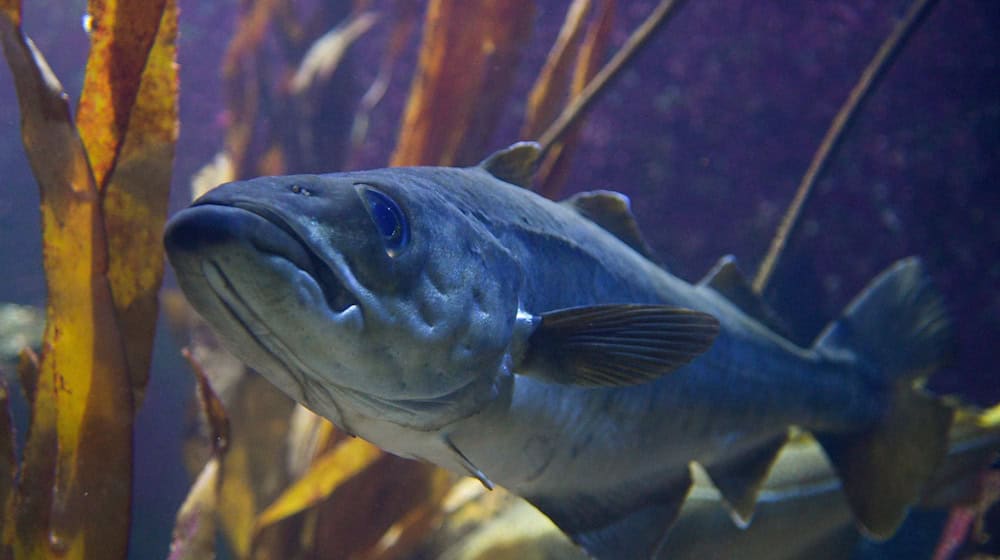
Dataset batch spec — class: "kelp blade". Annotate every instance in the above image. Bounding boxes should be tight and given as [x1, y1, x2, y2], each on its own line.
[169, 349, 230, 560]
[0, 378, 15, 556]
[390, 0, 535, 166]
[0, 14, 133, 558]
[537, 0, 614, 198]
[84, 0, 179, 404]
[255, 438, 383, 532]
[0, 0, 178, 557]
[521, 0, 592, 140]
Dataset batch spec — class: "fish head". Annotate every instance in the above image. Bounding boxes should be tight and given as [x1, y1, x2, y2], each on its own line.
[164, 171, 521, 428]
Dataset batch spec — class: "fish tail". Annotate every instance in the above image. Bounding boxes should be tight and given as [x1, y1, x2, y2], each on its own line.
[812, 257, 955, 539]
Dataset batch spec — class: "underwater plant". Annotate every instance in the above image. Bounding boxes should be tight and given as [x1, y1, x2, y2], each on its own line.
[0, 0, 178, 558]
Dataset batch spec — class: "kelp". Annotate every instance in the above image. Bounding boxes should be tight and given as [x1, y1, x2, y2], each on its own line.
[751, 0, 941, 295]
[389, 0, 535, 167]
[167, 350, 230, 560]
[0, 0, 178, 557]
[92, 0, 179, 404]
[347, 0, 420, 169]
[521, 0, 592, 142]
[254, 438, 383, 532]
[529, 0, 615, 198]
[0, 378, 14, 557]
[218, 0, 364, 178]
[170, 309, 295, 559]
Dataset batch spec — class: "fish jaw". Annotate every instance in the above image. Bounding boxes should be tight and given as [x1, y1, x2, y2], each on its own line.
[164, 203, 366, 411]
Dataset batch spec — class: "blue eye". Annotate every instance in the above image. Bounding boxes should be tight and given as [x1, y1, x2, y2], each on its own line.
[362, 188, 409, 256]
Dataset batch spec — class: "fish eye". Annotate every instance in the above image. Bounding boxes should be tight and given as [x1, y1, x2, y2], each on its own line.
[361, 187, 409, 256]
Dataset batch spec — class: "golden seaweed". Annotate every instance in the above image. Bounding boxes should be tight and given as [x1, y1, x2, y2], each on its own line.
[390, 0, 535, 166]
[0, 0, 178, 557]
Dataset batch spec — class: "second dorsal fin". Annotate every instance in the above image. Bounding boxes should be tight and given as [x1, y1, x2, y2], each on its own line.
[699, 256, 789, 336]
[561, 190, 656, 260]
[478, 142, 542, 188]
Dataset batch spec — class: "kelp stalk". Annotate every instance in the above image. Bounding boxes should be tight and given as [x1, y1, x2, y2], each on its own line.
[752, 0, 940, 294]
[0, 0, 178, 557]
[536, 0, 685, 157]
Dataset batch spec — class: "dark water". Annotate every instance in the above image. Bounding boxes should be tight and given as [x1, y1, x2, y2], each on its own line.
[1, 1, 997, 558]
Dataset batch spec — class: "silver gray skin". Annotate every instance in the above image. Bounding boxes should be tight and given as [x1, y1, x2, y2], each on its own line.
[164, 146, 948, 559]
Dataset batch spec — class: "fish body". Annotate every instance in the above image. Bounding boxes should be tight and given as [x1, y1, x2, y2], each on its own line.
[164, 144, 954, 558]
[435, 404, 1000, 560]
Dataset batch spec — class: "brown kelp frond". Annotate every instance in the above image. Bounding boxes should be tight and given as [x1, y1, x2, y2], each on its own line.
[536, 0, 685, 156]
[99, 0, 179, 404]
[168, 349, 231, 560]
[521, 0, 593, 141]
[0, 0, 178, 557]
[536, 0, 615, 199]
[347, 0, 421, 168]
[174, 313, 293, 558]
[752, 0, 941, 295]
[3, 9, 132, 558]
[76, 0, 167, 190]
[390, 0, 536, 166]
[254, 438, 383, 532]
[0, 378, 15, 558]
[304, 456, 456, 560]
[364, 466, 455, 560]
[288, 11, 378, 95]
[219, 0, 362, 178]
[14, 347, 38, 409]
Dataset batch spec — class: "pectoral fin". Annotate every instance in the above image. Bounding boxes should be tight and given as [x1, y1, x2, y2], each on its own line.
[519, 304, 719, 387]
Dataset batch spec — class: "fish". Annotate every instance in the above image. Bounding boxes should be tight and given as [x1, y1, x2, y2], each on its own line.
[431, 403, 1000, 560]
[164, 142, 955, 559]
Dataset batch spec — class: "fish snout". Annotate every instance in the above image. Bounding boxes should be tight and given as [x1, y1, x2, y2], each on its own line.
[165, 205, 311, 269]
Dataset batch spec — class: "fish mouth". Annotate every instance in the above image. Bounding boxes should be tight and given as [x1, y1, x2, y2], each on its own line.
[165, 202, 358, 315]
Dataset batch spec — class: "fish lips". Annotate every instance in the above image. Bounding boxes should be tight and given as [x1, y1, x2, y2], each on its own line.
[165, 204, 358, 314]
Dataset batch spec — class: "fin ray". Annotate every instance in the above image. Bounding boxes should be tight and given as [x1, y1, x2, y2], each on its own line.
[519, 304, 719, 387]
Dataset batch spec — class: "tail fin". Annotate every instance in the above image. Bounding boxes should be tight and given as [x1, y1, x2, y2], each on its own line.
[813, 257, 955, 539]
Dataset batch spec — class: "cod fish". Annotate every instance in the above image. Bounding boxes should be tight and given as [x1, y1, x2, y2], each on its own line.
[430, 403, 1000, 560]
[164, 143, 955, 559]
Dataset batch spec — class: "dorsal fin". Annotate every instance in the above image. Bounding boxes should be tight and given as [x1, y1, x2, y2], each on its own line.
[478, 142, 542, 188]
[561, 190, 656, 259]
[699, 256, 789, 336]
